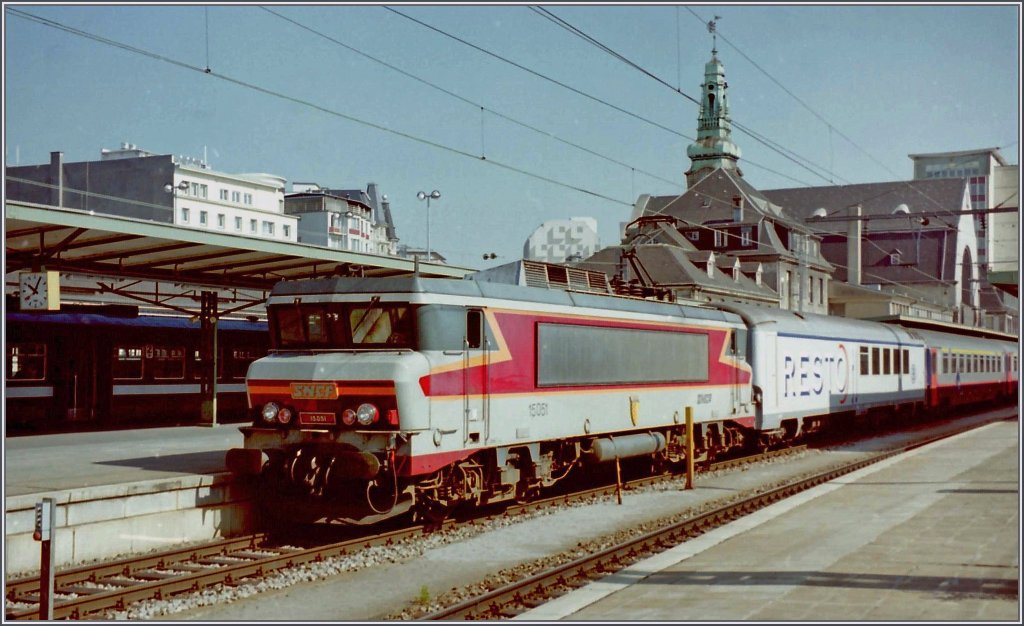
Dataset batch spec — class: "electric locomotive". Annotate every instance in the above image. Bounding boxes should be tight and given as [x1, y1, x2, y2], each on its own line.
[227, 275, 756, 524]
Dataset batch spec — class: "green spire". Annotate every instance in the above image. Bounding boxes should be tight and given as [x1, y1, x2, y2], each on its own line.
[685, 46, 743, 188]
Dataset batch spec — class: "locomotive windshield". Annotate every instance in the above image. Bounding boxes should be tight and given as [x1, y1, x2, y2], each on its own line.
[269, 301, 414, 350]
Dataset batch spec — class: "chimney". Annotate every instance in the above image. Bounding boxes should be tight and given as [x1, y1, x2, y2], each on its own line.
[847, 204, 862, 286]
[732, 196, 744, 223]
[50, 151, 64, 208]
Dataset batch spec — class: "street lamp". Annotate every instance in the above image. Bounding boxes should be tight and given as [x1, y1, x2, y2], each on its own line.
[416, 190, 441, 261]
[164, 180, 189, 222]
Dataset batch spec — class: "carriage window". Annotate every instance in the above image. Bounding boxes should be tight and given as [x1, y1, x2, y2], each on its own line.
[893, 349, 901, 375]
[150, 346, 185, 380]
[871, 347, 880, 375]
[227, 349, 259, 379]
[7, 343, 46, 381]
[860, 347, 869, 375]
[113, 346, 144, 380]
[942, 352, 949, 374]
[883, 349, 891, 375]
[902, 349, 909, 374]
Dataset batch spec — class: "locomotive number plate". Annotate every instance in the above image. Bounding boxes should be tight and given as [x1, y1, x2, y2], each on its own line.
[299, 412, 337, 426]
[290, 382, 338, 400]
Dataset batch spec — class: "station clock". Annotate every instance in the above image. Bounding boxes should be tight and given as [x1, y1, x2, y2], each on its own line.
[19, 271, 61, 311]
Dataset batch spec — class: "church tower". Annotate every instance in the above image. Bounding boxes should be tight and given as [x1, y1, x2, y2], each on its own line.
[685, 27, 743, 188]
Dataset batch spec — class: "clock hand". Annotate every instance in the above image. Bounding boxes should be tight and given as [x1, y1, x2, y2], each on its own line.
[29, 277, 41, 295]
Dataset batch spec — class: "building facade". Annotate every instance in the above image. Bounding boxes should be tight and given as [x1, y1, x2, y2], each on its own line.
[285, 182, 398, 255]
[6, 143, 297, 243]
[908, 147, 1009, 270]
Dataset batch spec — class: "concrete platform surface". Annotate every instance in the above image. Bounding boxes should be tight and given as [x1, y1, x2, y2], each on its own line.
[519, 419, 1020, 622]
[4, 424, 244, 498]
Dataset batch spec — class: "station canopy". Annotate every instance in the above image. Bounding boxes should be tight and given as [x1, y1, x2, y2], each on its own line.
[5, 201, 472, 293]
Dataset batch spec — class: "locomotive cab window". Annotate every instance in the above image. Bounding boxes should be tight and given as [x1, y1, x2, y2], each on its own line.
[270, 301, 414, 349]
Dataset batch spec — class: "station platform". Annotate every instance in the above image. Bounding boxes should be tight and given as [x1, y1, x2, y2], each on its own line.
[3, 424, 253, 576]
[518, 417, 1021, 622]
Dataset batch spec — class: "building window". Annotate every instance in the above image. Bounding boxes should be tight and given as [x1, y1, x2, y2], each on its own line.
[181, 207, 190, 223]
[714, 230, 727, 248]
[740, 226, 752, 246]
[217, 214, 225, 229]
[890, 252, 901, 265]
[199, 210, 208, 226]
[262, 221, 274, 236]
[244, 193, 253, 205]
[232, 191, 241, 203]
[283, 224, 291, 238]
[250, 219, 257, 233]
[198, 184, 208, 199]
[687, 231, 700, 241]
[234, 216, 242, 231]
[220, 189, 229, 201]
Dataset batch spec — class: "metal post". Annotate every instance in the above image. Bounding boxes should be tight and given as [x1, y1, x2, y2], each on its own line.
[34, 497, 55, 620]
[685, 407, 695, 490]
[200, 291, 218, 426]
[614, 456, 623, 505]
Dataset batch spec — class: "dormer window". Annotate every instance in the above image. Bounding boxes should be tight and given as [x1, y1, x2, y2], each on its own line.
[890, 251, 902, 265]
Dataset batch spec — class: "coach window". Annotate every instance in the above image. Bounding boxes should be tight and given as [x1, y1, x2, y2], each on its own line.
[228, 349, 258, 379]
[871, 347, 880, 375]
[7, 343, 46, 381]
[151, 347, 185, 380]
[113, 346, 144, 380]
[883, 349, 891, 375]
[859, 346, 869, 375]
[893, 348, 901, 375]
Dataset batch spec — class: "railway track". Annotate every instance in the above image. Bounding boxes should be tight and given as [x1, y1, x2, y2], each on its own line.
[419, 417, 1009, 620]
[4, 445, 803, 620]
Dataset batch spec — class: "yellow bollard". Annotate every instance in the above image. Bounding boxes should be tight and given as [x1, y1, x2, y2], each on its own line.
[685, 406, 695, 490]
[615, 456, 623, 505]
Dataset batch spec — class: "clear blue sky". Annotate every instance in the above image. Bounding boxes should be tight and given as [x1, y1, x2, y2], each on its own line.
[4, 3, 1020, 269]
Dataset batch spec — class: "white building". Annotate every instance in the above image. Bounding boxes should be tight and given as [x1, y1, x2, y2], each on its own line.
[98, 144, 298, 243]
[523, 217, 600, 264]
[285, 182, 398, 255]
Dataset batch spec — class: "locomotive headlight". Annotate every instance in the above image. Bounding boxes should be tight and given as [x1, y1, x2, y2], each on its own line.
[276, 406, 293, 425]
[261, 402, 280, 424]
[341, 408, 358, 426]
[356, 403, 379, 426]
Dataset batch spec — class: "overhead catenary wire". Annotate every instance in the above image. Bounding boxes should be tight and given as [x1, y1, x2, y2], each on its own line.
[384, 6, 815, 188]
[259, 6, 683, 191]
[6, 8, 632, 208]
[680, 7, 974, 227]
[527, 5, 843, 186]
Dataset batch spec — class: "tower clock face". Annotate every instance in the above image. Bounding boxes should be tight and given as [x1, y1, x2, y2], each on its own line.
[19, 271, 57, 310]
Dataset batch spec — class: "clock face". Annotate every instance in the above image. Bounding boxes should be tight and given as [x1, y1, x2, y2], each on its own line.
[19, 272, 52, 310]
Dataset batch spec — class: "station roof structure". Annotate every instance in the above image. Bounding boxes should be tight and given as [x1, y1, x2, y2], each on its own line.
[5, 201, 473, 292]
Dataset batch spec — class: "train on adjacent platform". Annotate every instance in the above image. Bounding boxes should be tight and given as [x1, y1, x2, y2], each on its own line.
[5, 308, 268, 433]
[224, 275, 1019, 526]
